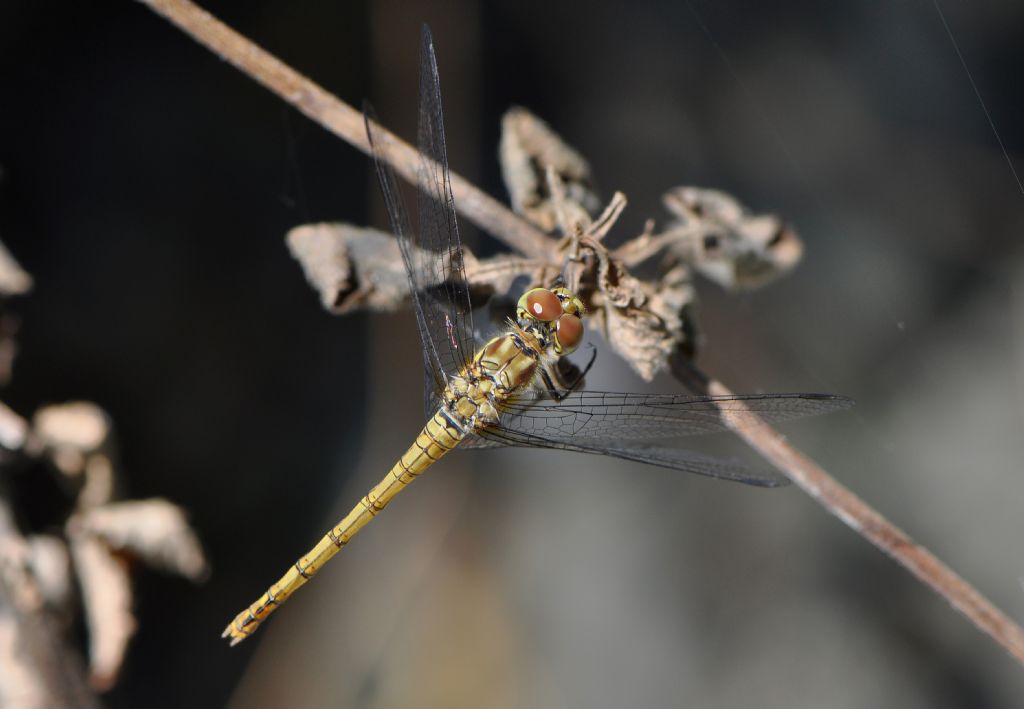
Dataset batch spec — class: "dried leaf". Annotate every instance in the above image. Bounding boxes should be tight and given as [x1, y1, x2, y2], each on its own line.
[79, 499, 208, 581]
[0, 240, 32, 297]
[78, 455, 114, 510]
[33, 403, 110, 480]
[25, 535, 71, 611]
[287, 223, 410, 314]
[0, 537, 97, 709]
[0, 617, 49, 709]
[288, 222, 559, 318]
[660, 187, 803, 290]
[0, 314, 21, 388]
[0, 400, 29, 453]
[586, 245, 685, 381]
[33, 402, 110, 452]
[499, 107, 601, 232]
[0, 534, 41, 613]
[65, 498, 208, 689]
[66, 524, 133, 691]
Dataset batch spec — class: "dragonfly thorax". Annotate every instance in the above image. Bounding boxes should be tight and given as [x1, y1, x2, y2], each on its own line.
[442, 332, 540, 431]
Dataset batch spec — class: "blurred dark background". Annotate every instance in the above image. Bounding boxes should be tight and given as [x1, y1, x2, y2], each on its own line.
[2, 1, 1023, 707]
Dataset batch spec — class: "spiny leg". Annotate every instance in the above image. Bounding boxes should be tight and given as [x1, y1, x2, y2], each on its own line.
[540, 344, 597, 402]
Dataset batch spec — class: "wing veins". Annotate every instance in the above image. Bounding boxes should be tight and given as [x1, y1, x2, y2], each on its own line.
[496, 391, 852, 440]
[364, 26, 476, 414]
[472, 425, 786, 487]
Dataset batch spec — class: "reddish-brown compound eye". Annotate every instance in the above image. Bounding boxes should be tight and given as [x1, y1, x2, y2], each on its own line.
[524, 288, 562, 322]
[555, 313, 583, 353]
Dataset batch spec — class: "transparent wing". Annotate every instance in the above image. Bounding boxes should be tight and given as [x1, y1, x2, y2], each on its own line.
[472, 426, 787, 487]
[365, 25, 475, 414]
[495, 391, 851, 439]
[465, 391, 854, 487]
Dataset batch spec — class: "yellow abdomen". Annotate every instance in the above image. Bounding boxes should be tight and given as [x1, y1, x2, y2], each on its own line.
[222, 408, 464, 645]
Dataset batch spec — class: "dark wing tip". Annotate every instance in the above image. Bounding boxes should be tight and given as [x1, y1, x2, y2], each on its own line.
[804, 393, 856, 408]
[420, 24, 435, 63]
[743, 472, 790, 489]
[362, 100, 376, 144]
[729, 392, 855, 410]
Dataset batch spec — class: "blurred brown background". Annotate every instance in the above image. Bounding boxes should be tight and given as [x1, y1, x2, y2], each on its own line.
[2, 0, 1024, 707]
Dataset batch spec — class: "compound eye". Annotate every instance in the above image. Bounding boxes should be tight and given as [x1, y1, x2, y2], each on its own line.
[551, 286, 584, 316]
[523, 288, 562, 322]
[555, 313, 583, 353]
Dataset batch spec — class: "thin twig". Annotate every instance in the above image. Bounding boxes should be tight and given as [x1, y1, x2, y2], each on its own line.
[674, 358, 1024, 667]
[136, 0, 1024, 668]
[138, 0, 551, 260]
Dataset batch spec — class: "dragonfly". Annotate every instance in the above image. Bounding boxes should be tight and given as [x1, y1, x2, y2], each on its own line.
[222, 25, 852, 646]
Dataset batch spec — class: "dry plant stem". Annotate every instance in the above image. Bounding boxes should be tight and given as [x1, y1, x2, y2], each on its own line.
[138, 0, 551, 261]
[685, 365, 1024, 667]
[138, 0, 1024, 668]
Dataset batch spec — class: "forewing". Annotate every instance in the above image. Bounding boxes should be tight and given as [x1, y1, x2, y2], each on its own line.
[364, 25, 475, 414]
[414, 27, 476, 398]
[496, 391, 851, 439]
[464, 391, 853, 486]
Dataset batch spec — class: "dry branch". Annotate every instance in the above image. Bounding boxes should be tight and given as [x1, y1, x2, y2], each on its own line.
[139, 0, 551, 261]
[136, 0, 1024, 668]
[674, 358, 1024, 666]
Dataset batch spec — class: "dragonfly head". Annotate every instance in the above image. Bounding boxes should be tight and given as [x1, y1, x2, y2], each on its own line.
[516, 286, 585, 355]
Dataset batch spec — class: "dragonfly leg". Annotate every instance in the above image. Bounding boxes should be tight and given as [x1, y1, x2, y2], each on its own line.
[540, 344, 597, 402]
